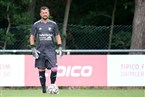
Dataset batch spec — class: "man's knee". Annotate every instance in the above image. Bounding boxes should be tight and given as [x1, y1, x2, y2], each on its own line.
[51, 67, 57, 72]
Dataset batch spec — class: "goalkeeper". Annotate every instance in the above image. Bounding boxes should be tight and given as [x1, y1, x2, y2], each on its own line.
[29, 6, 62, 93]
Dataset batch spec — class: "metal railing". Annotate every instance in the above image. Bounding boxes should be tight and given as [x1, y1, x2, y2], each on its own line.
[0, 49, 145, 54]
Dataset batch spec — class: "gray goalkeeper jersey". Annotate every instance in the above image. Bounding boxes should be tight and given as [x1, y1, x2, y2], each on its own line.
[31, 19, 60, 51]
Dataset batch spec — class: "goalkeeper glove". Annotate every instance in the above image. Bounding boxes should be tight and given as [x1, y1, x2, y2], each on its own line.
[31, 45, 40, 59]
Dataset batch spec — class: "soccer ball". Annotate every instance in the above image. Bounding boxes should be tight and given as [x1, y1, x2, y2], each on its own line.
[47, 84, 59, 94]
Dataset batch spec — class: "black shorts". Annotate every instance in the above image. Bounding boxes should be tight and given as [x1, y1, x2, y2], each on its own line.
[35, 50, 57, 69]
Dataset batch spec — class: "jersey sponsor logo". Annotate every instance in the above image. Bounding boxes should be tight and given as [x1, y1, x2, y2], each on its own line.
[39, 34, 53, 37]
[57, 66, 93, 77]
[39, 34, 53, 40]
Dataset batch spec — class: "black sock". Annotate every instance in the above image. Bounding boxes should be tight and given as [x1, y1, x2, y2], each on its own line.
[39, 71, 46, 87]
[50, 71, 57, 84]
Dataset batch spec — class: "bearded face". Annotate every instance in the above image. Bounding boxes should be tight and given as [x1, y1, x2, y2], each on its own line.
[40, 9, 49, 20]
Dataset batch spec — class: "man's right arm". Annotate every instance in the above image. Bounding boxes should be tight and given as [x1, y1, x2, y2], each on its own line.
[30, 23, 37, 46]
[30, 34, 35, 46]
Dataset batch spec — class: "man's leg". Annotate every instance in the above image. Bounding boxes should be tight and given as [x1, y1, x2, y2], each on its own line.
[50, 67, 57, 84]
[38, 68, 46, 93]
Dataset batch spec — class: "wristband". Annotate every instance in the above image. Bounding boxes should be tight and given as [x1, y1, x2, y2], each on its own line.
[31, 45, 35, 48]
[57, 44, 62, 47]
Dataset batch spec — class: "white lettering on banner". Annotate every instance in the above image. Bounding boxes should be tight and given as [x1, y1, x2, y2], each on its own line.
[57, 66, 92, 77]
[81, 66, 92, 77]
[71, 66, 81, 77]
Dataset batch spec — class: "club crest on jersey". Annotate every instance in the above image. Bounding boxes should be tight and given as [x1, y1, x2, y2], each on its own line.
[39, 27, 42, 30]
[48, 27, 52, 31]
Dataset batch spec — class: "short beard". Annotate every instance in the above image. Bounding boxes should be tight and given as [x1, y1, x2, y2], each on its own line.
[42, 17, 48, 20]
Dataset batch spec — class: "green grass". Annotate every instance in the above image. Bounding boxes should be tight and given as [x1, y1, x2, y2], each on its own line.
[0, 88, 144, 97]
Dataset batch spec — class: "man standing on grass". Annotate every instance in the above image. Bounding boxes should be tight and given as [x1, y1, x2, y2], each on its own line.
[29, 6, 62, 93]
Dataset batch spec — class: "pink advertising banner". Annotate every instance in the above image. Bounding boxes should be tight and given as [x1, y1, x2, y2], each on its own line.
[25, 55, 107, 86]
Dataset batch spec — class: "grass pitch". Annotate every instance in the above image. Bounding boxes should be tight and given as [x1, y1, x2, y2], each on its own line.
[0, 88, 144, 97]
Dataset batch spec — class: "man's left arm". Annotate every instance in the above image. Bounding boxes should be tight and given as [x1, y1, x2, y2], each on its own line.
[56, 35, 63, 56]
[56, 35, 62, 45]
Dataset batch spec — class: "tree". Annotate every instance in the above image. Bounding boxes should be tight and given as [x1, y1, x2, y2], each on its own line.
[28, 0, 36, 22]
[0, 0, 13, 49]
[0, 0, 32, 49]
[108, 0, 117, 49]
[130, 0, 145, 51]
[62, 0, 72, 49]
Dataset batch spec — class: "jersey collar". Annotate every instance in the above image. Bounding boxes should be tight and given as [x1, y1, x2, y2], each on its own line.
[41, 19, 49, 24]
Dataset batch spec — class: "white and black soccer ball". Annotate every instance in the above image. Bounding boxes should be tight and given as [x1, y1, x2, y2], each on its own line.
[47, 84, 59, 94]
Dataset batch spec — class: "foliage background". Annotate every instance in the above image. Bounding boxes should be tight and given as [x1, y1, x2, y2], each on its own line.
[0, 0, 134, 49]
